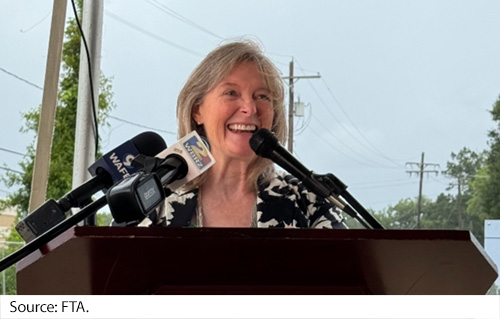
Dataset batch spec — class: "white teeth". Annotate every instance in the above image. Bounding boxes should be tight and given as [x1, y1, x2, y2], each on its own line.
[228, 124, 257, 132]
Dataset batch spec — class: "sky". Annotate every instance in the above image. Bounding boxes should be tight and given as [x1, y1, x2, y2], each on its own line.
[1, 0, 500, 215]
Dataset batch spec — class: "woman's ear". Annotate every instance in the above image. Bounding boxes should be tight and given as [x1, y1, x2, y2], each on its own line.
[192, 104, 203, 125]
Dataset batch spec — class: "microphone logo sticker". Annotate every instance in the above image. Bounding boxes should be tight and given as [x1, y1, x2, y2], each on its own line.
[109, 152, 132, 179]
[144, 187, 156, 201]
[123, 153, 135, 168]
[183, 136, 212, 170]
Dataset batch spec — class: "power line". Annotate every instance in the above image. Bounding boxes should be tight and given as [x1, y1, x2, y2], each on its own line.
[351, 178, 417, 188]
[301, 71, 395, 167]
[20, 11, 51, 33]
[0, 147, 25, 157]
[0, 166, 23, 175]
[108, 115, 176, 135]
[0, 66, 43, 90]
[144, 0, 223, 40]
[104, 10, 203, 58]
[293, 59, 404, 168]
[307, 124, 387, 168]
[320, 77, 404, 168]
[309, 114, 387, 167]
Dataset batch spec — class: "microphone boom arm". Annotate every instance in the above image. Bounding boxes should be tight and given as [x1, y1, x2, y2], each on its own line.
[314, 173, 384, 229]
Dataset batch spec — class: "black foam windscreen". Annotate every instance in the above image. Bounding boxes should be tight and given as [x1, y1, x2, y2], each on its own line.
[249, 128, 279, 158]
[131, 131, 167, 156]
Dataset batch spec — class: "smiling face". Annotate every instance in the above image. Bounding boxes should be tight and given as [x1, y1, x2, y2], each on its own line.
[193, 62, 274, 162]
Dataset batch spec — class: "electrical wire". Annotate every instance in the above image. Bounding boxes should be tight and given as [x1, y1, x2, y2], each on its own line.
[70, 0, 99, 157]
[108, 115, 176, 135]
[309, 113, 396, 168]
[105, 10, 203, 58]
[294, 59, 404, 168]
[351, 179, 417, 190]
[309, 77, 399, 168]
[0, 166, 23, 175]
[0, 66, 43, 90]
[144, 0, 223, 40]
[307, 124, 382, 168]
[0, 147, 25, 157]
[320, 77, 404, 167]
[20, 11, 51, 33]
[293, 101, 312, 136]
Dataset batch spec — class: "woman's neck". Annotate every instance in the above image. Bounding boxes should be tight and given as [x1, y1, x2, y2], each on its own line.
[197, 160, 257, 227]
[203, 159, 254, 196]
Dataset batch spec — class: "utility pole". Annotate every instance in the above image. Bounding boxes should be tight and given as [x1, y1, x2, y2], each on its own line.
[29, 0, 67, 213]
[72, 0, 104, 225]
[406, 152, 439, 229]
[281, 59, 320, 153]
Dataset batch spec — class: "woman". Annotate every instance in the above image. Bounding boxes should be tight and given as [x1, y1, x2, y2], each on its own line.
[156, 40, 345, 229]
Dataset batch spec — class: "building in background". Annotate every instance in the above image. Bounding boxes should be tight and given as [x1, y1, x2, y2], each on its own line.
[485, 219, 500, 292]
[0, 206, 16, 242]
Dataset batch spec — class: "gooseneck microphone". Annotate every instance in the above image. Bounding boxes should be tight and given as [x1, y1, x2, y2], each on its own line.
[249, 128, 349, 209]
[250, 129, 334, 198]
[250, 128, 384, 229]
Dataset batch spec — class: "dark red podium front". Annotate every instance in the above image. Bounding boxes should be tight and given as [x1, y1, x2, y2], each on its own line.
[17, 227, 498, 294]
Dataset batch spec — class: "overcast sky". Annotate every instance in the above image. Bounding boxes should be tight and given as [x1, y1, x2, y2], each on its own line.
[1, 0, 500, 215]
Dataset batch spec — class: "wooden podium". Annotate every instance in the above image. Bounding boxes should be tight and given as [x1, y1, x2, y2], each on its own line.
[16, 227, 498, 294]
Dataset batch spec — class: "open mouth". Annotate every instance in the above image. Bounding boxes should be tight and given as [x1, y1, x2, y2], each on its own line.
[227, 124, 258, 134]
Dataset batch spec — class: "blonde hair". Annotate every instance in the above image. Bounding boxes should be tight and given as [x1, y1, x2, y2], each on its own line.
[177, 40, 286, 190]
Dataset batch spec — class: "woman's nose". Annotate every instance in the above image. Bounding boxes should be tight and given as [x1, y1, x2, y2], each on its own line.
[240, 96, 257, 114]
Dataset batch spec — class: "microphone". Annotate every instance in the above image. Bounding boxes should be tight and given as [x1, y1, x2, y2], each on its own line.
[250, 129, 342, 200]
[249, 129, 384, 229]
[154, 130, 215, 190]
[106, 131, 215, 223]
[15, 131, 167, 242]
[88, 131, 167, 186]
[59, 131, 167, 210]
[249, 129, 355, 215]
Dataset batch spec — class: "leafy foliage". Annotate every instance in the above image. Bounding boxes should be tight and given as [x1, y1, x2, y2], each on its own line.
[0, 229, 24, 295]
[468, 96, 500, 221]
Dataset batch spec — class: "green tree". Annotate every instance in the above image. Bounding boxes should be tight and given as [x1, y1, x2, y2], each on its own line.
[373, 194, 464, 231]
[373, 197, 433, 229]
[420, 193, 455, 229]
[0, 230, 23, 295]
[440, 148, 485, 241]
[0, 4, 115, 294]
[468, 96, 500, 221]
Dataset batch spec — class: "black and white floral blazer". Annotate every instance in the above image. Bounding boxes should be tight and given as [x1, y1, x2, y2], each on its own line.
[150, 171, 346, 229]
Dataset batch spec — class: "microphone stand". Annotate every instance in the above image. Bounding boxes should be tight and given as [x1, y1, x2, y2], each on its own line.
[0, 196, 107, 273]
[314, 173, 384, 229]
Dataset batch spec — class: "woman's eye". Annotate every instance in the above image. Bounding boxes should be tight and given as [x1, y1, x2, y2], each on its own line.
[257, 94, 271, 101]
[224, 90, 237, 96]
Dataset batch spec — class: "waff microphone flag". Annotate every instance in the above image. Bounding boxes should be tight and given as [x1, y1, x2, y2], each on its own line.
[88, 131, 166, 187]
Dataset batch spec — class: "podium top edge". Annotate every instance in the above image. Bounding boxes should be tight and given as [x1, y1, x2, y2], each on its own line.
[73, 226, 474, 242]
